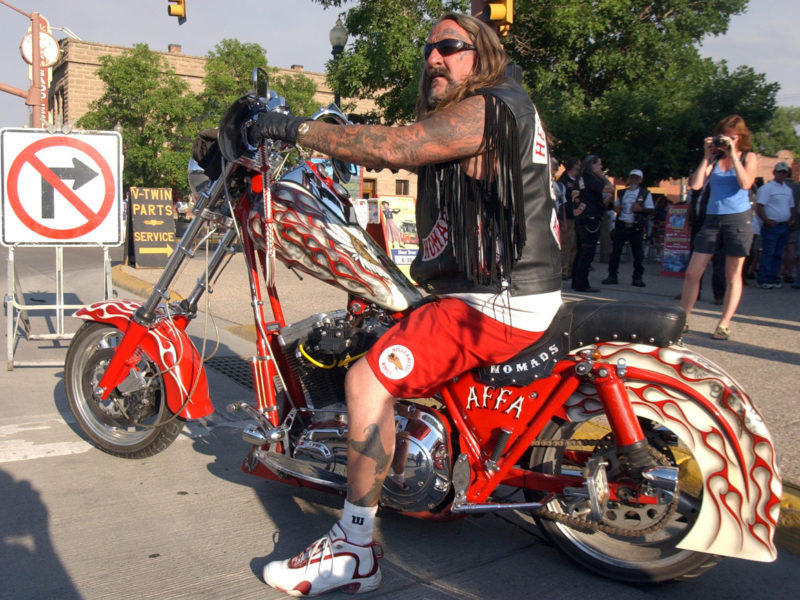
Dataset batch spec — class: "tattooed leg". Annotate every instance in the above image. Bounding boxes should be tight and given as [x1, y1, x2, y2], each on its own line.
[344, 358, 397, 507]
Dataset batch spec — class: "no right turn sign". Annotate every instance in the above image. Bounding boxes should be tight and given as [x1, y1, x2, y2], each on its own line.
[1, 128, 122, 246]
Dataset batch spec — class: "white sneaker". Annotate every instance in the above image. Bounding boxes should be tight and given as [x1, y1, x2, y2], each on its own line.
[263, 522, 383, 596]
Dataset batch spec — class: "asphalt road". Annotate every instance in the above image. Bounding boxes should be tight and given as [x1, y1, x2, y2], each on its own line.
[1, 244, 799, 599]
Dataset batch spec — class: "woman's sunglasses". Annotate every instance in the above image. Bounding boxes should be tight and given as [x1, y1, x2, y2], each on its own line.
[423, 39, 476, 60]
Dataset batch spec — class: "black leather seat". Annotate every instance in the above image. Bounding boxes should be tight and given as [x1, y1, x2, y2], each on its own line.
[475, 300, 686, 386]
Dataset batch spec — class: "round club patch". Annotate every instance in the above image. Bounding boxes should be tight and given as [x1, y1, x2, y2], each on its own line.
[377, 345, 414, 380]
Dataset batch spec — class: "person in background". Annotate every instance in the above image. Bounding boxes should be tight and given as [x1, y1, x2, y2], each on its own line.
[680, 114, 757, 340]
[782, 171, 800, 287]
[602, 168, 654, 287]
[743, 177, 764, 284]
[755, 161, 795, 288]
[558, 157, 581, 280]
[571, 154, 609, 293]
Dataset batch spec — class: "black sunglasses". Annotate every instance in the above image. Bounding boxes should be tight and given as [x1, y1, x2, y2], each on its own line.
[423, 39, 476, 60]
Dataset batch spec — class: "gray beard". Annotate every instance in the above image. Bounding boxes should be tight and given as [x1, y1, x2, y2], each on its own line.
[424, 70, 456, 111]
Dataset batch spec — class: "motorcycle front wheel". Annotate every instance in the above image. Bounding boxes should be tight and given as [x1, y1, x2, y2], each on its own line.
[526, 417, 721, 583]
[65, 321, 184, 458]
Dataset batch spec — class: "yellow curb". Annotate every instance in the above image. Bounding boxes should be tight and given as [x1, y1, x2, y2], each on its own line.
[225, 323, 257, 343]
[111, 264, 183, 303]
[109, 264, 800, 556]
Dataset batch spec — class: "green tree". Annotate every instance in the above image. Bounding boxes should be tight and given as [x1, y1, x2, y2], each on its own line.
[508, 0, 778, 182]
[314, 1, 780, 183]
[752, 107, 800, 158]
[199, 39, 268, 128]
[200, 39, 319, 128]
[78, 44, 200, 190]
[314, 0, 468, 123]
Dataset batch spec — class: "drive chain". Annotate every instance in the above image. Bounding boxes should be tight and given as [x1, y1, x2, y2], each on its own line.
[528, 438, 680, 538]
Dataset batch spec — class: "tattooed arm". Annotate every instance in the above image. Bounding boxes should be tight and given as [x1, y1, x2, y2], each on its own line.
[299, 95, 486, 171]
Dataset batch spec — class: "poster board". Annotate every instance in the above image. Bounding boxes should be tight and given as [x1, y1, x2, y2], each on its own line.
[376, 195, 417, 279]
[660, 204, 691, 276]
[129, 186, 176, 268]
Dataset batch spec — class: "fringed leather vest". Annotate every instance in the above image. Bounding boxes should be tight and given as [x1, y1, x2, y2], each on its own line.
[410, 79, 562, 296]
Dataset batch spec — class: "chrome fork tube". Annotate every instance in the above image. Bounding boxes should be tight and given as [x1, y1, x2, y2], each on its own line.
[139, 163, 236, 320]
[183, 228, 239, 309]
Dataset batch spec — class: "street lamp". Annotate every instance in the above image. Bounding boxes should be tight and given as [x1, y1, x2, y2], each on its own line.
[328, 18, 348, 107]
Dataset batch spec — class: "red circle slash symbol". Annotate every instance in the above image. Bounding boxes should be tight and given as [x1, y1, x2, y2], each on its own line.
[7, 136, 115, 240]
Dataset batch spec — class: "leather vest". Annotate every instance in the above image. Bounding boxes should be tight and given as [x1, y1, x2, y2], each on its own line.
[410, 79, 562, 296]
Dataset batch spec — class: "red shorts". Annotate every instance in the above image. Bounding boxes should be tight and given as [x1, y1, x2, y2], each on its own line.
[365, 297, 545, 398]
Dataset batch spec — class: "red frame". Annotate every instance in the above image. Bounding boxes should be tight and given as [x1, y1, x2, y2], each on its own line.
[236, 162, 654, 515]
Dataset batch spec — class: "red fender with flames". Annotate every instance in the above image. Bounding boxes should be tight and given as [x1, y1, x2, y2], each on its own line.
[74, 299, 213, 419]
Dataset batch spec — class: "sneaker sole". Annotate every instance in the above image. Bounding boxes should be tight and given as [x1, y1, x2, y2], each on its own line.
[265, 569, 381, 597]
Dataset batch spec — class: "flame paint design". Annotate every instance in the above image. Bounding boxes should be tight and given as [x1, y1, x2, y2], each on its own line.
[74, 301, 212, 419]
[565, 342, 781, 562]
[263, 183, 421, 311]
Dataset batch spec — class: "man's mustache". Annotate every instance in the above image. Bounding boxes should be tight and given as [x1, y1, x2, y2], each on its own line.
[426, 67, 455, 85]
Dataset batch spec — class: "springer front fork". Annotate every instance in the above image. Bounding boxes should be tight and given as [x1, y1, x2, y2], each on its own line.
[95, 165, 239, 399]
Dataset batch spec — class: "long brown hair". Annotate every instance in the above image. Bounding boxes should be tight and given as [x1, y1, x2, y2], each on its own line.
[416, 13, 509, 119]
[713, 114, 753, 151]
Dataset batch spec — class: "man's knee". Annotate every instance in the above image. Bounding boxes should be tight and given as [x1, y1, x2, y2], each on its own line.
[345, 358, 394, 409]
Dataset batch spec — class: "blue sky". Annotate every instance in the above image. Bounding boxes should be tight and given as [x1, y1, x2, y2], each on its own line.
[0, 0, 797, 129]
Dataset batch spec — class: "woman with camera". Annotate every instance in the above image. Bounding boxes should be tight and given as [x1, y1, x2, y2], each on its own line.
[680, 114, 758, 340]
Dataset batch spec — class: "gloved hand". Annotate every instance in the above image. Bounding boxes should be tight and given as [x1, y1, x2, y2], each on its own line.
[247, 112, 308, 146]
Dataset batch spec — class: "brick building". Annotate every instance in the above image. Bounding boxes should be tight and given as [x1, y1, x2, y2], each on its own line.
[48, 39, 416, 199]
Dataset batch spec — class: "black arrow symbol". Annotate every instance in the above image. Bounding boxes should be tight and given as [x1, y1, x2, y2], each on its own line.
[41, 158, 99, 219]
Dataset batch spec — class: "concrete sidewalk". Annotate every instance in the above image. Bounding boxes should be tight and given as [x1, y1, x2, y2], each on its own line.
[111, 254, 800, 554]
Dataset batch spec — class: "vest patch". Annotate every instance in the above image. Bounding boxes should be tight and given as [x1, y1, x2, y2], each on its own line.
[420, 213, 449, 261]
[532, 110, 548, 165]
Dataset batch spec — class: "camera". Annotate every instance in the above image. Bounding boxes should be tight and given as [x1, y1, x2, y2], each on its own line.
[711, 135, 726, 148]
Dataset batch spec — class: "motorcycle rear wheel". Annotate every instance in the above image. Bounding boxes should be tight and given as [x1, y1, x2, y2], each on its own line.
[526, 417, 721, 583]
[65, 321, 184, 458]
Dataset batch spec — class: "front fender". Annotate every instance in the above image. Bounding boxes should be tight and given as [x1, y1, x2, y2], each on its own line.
[74, 300, 213, 419]
[564, 342, 781, 562]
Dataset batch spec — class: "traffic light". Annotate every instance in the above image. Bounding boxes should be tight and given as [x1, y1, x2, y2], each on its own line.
[482, 0, 513, 37]
[168, 0, 187, 25]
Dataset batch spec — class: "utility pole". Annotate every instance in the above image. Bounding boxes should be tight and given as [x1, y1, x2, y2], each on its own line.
[0, 0, 51, 128]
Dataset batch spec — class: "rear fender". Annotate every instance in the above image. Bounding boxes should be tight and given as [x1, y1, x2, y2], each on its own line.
[564, 342, 781, 562]
[74, 300, 213, 419]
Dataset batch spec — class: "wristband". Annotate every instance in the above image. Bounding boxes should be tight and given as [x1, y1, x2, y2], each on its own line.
[296, 121, 310, 146]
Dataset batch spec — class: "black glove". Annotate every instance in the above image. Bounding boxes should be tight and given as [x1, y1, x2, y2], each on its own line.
[247, 112, 307, 146]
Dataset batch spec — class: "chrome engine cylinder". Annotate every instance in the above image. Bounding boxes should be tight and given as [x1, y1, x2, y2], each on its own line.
[291, 401, 452, 513]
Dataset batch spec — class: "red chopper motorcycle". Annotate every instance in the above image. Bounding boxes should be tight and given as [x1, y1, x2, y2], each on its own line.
[65, 69, 781, 584]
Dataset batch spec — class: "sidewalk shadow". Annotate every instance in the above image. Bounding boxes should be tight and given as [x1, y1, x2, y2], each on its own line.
[0, 469, 79, 599]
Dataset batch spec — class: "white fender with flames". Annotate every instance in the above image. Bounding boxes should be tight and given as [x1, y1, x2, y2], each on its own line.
[565, 342, 781, 562]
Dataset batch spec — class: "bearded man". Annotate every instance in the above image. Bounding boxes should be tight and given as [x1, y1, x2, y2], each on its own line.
[248, 12, 562, 595]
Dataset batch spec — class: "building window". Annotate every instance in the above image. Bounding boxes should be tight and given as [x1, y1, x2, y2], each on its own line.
[362, 178, 377, 198]
[395, 179, 409, 195]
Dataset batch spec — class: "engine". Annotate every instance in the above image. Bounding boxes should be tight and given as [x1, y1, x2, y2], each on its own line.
[277, 311, 453, 513]
[278, 309, 386, 409]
